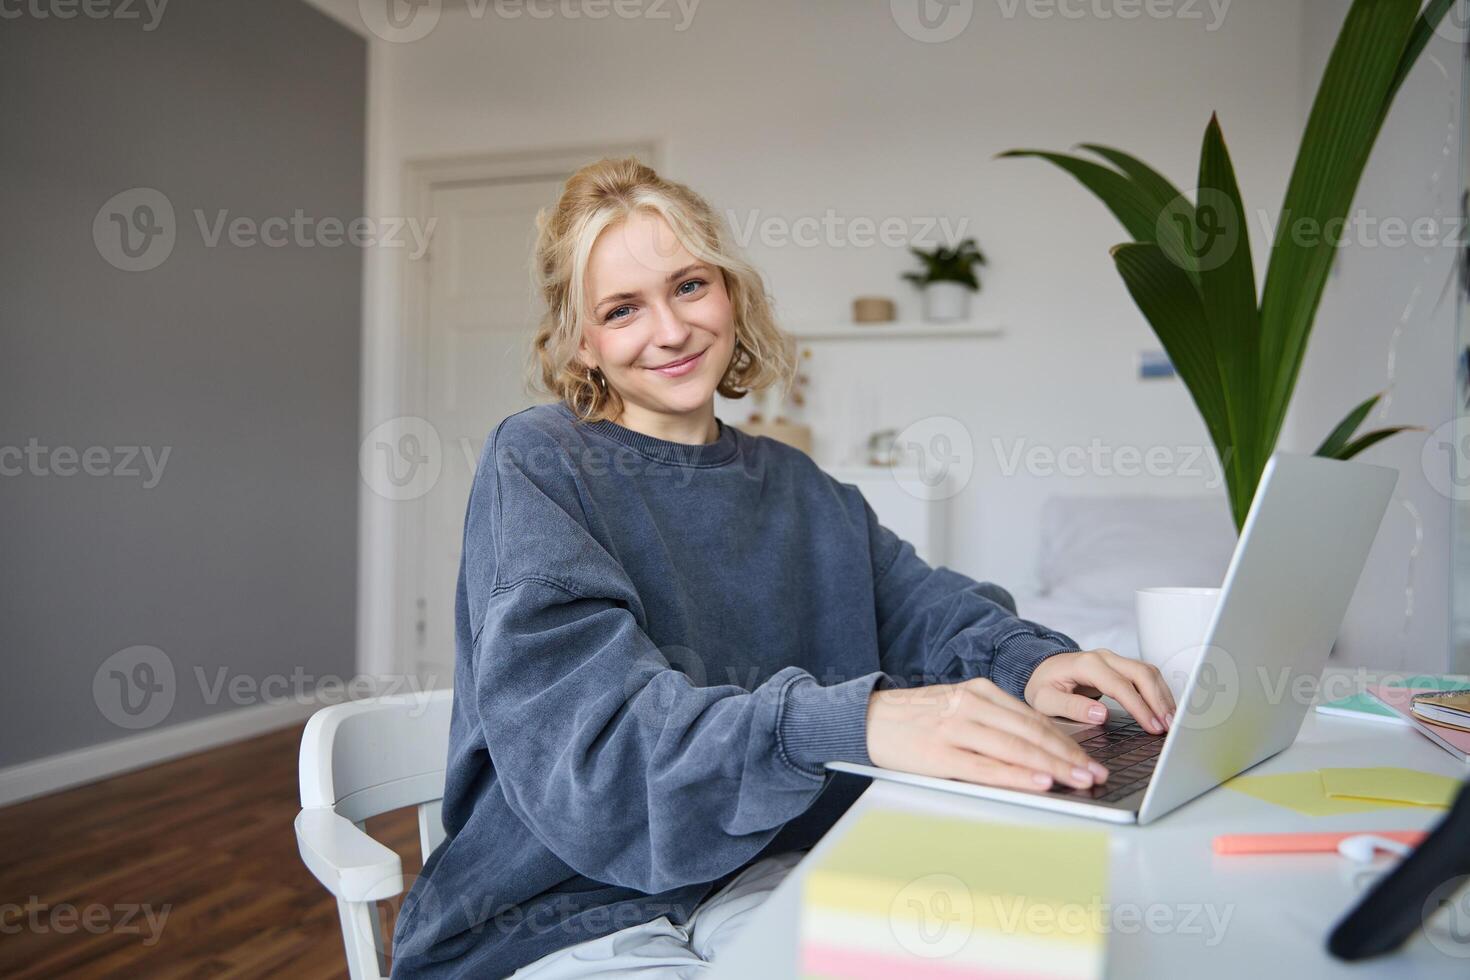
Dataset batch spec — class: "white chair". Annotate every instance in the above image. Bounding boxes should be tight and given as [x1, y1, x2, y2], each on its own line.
[295, 689, 454, 980]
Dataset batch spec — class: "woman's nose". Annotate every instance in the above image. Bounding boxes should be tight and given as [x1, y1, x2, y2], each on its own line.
[651, 303, 692, 346]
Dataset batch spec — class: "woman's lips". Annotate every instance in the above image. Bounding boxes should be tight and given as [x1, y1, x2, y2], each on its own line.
[647, 348, 705, 378]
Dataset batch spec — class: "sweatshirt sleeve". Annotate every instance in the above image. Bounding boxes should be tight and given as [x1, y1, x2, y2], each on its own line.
[463, 420, 888, 894]
[862, 497, 1080, 699]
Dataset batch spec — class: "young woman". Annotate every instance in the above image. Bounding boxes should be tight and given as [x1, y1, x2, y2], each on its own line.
[391, 158, 1175, 979]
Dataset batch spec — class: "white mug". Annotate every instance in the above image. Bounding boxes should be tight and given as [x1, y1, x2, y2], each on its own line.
[1135, 587, 1221, 701]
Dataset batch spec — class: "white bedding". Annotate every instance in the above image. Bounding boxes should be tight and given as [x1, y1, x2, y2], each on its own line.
[1009, 493, 1238, 660]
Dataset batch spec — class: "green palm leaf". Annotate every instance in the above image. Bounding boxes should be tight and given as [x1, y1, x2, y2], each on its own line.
[1335, 426, 1423, 460]
[1110, 243, 1232, 463]
[1001, 0, 1451, 532]
[996, 150, 1162, 243]
[1314, 391, 1385, 458]
[1196, 115, 1262, 526]
[1258, 0, 1422, 455]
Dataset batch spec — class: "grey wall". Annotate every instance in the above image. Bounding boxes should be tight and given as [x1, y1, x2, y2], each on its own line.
[1287, 0, 1462, 673]
[0, 0, 364, 767]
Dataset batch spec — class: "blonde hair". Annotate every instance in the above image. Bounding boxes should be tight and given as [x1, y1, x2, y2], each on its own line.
[529, 157, 795, 423]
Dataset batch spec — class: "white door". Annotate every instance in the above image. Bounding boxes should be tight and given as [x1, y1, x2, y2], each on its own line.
[411, 175, 569, 682]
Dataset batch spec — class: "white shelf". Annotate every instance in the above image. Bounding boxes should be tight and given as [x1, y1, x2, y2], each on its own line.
[785, 319, 1004, 341]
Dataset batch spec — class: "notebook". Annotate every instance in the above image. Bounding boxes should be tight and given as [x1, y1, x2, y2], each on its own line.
[1315, 675, 1469, 726]
[1366, 686, 1470, 763]
[799, 809, 1109, 979]
[1410, 690, 1470, 732]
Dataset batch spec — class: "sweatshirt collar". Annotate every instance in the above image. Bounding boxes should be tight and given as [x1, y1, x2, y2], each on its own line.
[557, 402, 740, 467]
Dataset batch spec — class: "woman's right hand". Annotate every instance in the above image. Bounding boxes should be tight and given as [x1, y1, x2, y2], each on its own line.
[865, 677, 1111, 792]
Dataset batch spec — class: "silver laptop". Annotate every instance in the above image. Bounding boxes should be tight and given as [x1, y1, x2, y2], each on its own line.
[828, 452, 1398, 825]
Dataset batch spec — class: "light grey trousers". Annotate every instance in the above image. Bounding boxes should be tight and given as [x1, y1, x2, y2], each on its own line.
[507, 851, 803, 979]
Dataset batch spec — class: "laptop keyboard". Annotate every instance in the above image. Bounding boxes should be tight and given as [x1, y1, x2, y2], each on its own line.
[1046, 718, 1165, 804]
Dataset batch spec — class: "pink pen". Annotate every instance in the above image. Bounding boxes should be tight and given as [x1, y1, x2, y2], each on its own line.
[1213, 830, 1427, 855]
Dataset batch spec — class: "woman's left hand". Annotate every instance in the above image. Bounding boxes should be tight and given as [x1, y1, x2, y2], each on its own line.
[1023, 649, 1177, 735]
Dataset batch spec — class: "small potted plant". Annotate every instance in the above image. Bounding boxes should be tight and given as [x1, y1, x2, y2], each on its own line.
[902, 237, 986, 322]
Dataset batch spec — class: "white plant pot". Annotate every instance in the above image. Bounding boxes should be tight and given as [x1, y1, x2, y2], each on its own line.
[921, 281, 973, 322]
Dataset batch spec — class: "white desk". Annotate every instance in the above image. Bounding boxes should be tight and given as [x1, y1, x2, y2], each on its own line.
[711, 674, 1470, 978]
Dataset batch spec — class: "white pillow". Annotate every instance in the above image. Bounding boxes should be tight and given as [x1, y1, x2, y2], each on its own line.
[1036, 494, 1237, 608]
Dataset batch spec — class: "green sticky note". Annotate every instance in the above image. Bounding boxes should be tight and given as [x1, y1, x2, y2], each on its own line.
[1319, 767, 1459, 808]
[1224, 770, 1422, 817]
[1320, 676, 1470, 719]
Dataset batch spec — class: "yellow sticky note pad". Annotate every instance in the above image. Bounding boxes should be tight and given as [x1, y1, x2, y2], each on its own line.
[799, 809, 1109, 979]
[1224, 770, 1421, 817]
[1319, 767, 1458, 808]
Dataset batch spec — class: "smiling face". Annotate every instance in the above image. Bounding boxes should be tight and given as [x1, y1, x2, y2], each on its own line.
[576, 209, 736, 440]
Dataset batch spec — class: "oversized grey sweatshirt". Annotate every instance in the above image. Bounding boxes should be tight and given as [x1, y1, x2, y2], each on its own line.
[390, 402, 1080, 978]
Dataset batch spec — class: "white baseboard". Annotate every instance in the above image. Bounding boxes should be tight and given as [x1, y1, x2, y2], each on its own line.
[0, 697, 325, 809]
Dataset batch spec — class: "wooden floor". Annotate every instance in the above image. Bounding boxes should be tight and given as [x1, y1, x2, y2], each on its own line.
[0, 725, 420, 979]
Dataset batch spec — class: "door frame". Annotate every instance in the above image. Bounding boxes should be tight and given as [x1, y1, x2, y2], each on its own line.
[381, 140, 665, 683]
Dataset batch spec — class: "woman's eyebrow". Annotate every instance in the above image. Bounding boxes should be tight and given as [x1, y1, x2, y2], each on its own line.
[594, 264, 708, 310]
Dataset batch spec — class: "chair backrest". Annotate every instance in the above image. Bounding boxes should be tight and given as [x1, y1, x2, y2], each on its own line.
[299, 689, 454, 856]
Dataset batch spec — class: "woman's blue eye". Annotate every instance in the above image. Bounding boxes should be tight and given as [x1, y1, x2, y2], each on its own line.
[604, 280, 703, 322]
